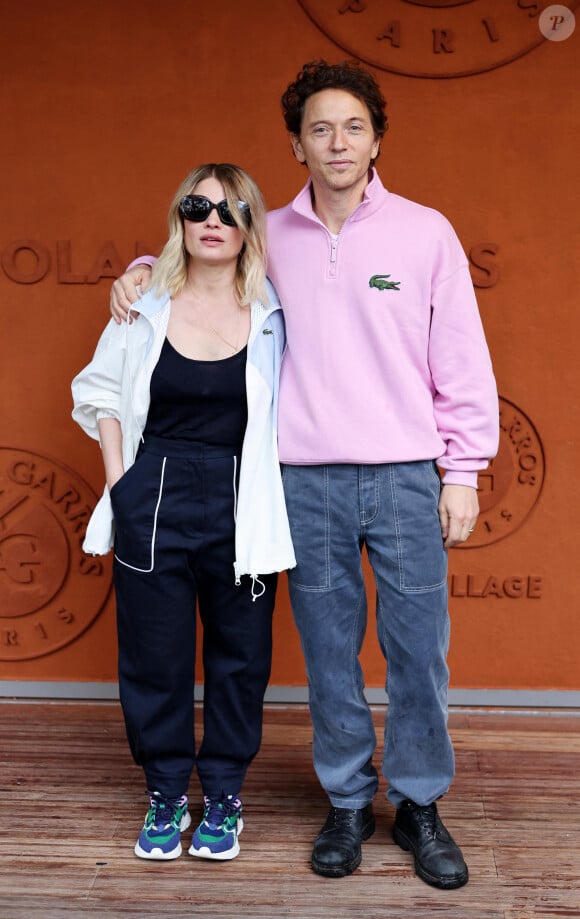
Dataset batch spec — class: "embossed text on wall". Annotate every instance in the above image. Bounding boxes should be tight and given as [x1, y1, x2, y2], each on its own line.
[297, 0, 580, 78]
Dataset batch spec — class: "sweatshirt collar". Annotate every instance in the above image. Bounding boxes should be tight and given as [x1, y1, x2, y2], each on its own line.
[291, 167, 389, 226]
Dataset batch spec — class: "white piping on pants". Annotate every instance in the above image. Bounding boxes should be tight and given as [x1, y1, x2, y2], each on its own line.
[232, 455, 238, 523]
[114, 456, 167, 573]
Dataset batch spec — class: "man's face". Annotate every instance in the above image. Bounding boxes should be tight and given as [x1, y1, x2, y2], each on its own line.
[291, 88, 380, 197]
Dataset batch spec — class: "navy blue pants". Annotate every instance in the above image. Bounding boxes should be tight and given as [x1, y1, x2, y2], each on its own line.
[111, 435, 277, 800]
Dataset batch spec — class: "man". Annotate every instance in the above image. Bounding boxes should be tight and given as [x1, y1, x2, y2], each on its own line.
[110, 60, 498, 889]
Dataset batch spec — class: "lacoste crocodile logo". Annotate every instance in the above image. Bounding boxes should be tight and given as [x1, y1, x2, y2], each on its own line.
[369, 274, 401, 291]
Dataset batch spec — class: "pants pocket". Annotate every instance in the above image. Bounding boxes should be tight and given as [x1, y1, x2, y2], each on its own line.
[111, 453, 166, 572]
[282, 464, 330, 591]
[391, 461, 447, 592]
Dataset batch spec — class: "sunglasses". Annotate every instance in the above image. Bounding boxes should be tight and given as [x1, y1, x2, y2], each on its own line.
[178, 195, 251, 227]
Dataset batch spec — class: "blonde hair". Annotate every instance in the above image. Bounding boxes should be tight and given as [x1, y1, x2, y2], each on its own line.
[151, 163, 268, 306]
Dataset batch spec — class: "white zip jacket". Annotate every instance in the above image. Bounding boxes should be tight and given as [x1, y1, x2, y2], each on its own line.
[71, 282, 296, 584]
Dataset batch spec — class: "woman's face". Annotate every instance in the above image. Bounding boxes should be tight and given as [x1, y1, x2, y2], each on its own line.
[182, 176, 245, 269]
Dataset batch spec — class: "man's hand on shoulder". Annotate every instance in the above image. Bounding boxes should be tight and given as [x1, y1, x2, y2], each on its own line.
[438, 484, 479, 549]
[110, 265, 152, 324]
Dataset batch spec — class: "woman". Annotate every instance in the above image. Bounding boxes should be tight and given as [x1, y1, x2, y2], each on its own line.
[72, 164, 295, 862]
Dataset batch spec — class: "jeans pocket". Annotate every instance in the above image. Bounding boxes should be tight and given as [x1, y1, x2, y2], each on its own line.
[111, 453, 166, 572]
[391, 461, 447, 592]
[282, 464, 330, 590]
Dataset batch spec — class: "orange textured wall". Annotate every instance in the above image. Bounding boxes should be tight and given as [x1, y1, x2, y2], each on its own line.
[1, 0, 579, 691]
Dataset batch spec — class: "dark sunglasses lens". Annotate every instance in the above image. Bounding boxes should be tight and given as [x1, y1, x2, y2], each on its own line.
[216, 202, 236, 226]
[179, 196, 210, 222]
[235, 201, 251, 226]
[215, 201, 251, 227]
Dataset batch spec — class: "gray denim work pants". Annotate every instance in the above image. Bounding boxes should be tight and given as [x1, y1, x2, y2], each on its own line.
[282, 460, 455, 809]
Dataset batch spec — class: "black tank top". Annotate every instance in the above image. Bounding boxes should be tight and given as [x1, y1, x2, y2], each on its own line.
[143, 338, 248, 446]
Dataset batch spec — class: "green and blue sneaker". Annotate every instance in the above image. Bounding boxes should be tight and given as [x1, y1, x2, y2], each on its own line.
[188, 794, 243, 860]
[134, 791, 191, 860]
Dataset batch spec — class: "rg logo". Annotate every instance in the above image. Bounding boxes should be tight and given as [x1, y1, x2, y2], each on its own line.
[0, 448, 112, 660]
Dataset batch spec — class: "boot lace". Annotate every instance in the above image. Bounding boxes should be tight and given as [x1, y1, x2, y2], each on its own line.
[408, 802, 447, 840]
[328, 807, 358, 828]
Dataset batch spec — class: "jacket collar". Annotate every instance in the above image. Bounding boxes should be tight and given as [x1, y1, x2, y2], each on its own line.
[128, 288, 170, 322]
[127, 286, 280, 350]
[291, 167, 389, 226]
[131, 284, 280, 322]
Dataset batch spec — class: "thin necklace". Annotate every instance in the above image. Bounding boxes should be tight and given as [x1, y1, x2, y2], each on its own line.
[190, 290, 241, 353]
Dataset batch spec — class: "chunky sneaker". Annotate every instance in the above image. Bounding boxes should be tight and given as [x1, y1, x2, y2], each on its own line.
[134, 791, 191, 860]
[189, 794, 243, 860]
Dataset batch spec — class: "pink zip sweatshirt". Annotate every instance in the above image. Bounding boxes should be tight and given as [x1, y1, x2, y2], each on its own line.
[266, 170, 498, 486]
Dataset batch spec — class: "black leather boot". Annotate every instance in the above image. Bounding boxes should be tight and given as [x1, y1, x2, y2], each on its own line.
[393, 799, 468, 889]
[311, 804, 375, 878]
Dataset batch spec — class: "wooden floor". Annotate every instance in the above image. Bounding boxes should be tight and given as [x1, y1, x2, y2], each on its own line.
[1, 702, 579, 918]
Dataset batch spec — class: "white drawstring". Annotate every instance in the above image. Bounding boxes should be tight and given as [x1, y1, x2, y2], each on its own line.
[250, 576, 266, 602]
[233, 573, 266, 602]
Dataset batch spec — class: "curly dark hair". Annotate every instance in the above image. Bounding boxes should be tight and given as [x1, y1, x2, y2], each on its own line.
[281, 59, 388, 141]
